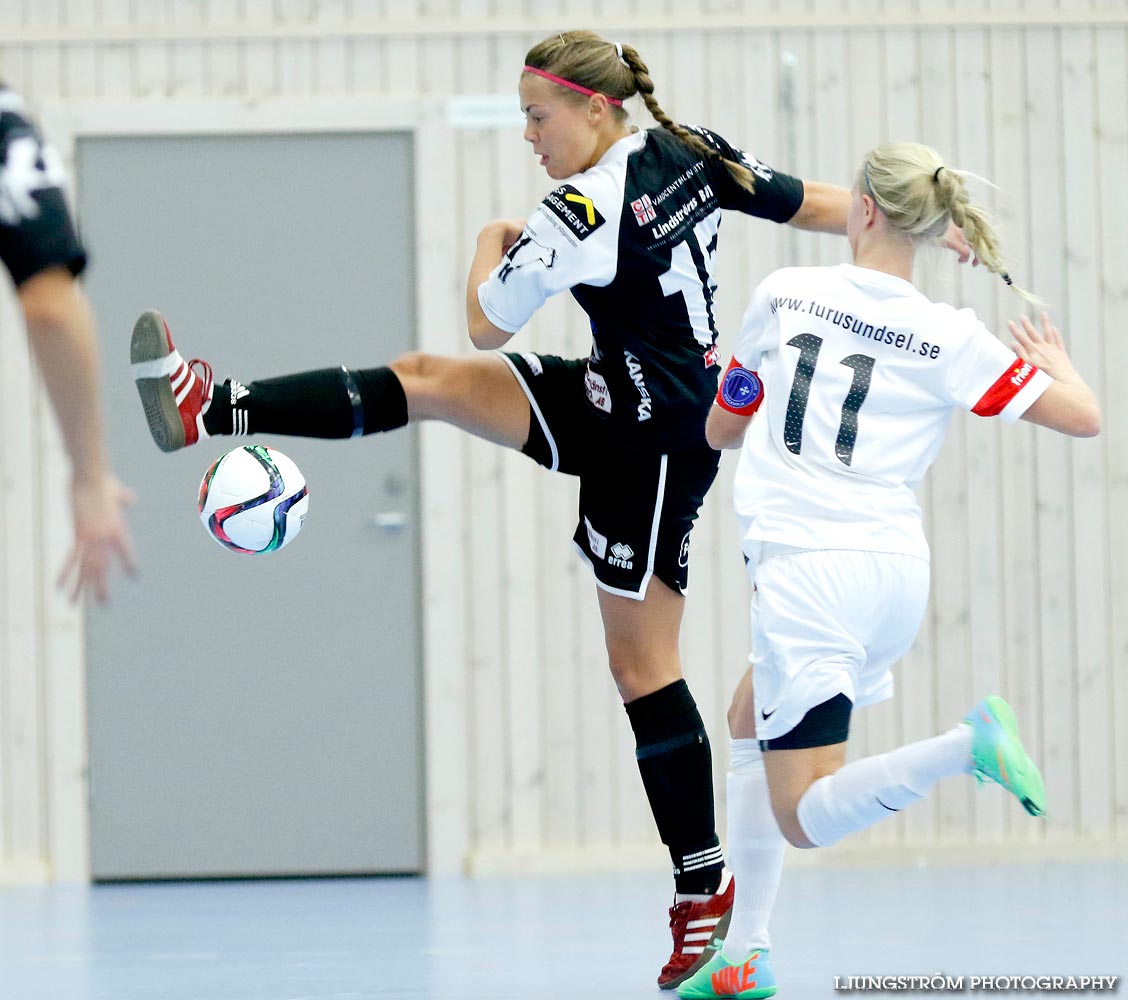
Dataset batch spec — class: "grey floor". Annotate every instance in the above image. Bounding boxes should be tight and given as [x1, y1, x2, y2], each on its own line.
[1, 862, 1124, 1000]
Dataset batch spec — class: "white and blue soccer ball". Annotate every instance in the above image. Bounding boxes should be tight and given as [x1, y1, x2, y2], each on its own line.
[197, 445, 309, 554]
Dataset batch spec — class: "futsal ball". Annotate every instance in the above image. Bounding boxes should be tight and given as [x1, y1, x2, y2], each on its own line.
[197, 445, 309, 554]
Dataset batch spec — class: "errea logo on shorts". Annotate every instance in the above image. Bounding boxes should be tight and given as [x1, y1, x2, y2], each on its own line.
[608, 542, 634, 569]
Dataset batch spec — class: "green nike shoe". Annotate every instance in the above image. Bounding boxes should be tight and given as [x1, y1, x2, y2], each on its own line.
[676, 949, 777, 999]
[965, 695, 1046, 817]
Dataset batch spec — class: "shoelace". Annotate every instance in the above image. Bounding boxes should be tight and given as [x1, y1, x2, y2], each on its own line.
[187, 358, 214, 401]
[667, 900, 695, 953]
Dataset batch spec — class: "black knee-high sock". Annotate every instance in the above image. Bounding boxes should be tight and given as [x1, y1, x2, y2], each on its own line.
[624, 679, 724, 896]
[203, 366, 408, 438]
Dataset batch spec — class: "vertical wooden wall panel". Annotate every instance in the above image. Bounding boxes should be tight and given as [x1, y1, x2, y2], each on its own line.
[314, 0, 349, 94]
[1025, 14, 1076, 844]
[1094, 20, 1128, 840]
[884, 3, 940, 848]
[206, 0, 242, 97]
[241, 0, 278, 96]
[169, 1, 207, 97]
[98, 0, 133, 99]
[460, 10, 509, 861]
[347, 0, 383, 94]
[1060, 25, 1112, 842]
[414, 101, 469, 875]
[951, 9, 1007, 844]
[63, 0, 97, 99]
[987, 5, 1045, 848]
[493, 19, 548, 859]
[0, 279, 45, 876]
[923, 10, 978, 848]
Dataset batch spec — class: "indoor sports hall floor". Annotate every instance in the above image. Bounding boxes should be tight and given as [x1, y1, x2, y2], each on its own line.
[1, 860, 1124, 999]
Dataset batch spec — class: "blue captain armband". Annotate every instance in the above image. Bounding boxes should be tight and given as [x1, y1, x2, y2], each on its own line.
[716, 357, 764, 415]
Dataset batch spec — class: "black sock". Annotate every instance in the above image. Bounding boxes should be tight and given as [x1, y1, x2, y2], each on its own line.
[624, 680, 724, 896]
[203, 366, 408, 438]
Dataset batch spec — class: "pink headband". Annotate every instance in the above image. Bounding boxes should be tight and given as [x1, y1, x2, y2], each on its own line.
[522, 65, 624, 106]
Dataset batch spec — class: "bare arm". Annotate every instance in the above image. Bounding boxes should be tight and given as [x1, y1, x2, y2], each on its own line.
[705, 403, 754, 451]
[1009, 312, 1100, 438]
[788, 180, 975, 261]
[787, 181, 850, 234]
[19, 266, 136, 602]
[465, 218, 526, 350]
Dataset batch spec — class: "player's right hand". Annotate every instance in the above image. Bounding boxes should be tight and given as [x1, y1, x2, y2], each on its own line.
[60, 472, 138, 605]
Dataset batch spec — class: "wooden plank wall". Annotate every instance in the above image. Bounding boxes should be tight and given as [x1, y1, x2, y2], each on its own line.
[0, 0, 1124, 880]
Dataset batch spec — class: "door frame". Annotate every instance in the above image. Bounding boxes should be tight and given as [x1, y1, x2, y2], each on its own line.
[43, 96, 469, 879]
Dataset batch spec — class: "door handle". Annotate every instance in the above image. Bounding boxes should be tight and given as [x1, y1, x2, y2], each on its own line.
[369, 511, 408, 532]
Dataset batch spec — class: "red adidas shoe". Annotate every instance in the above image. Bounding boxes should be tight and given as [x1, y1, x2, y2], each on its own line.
[130, 310, 213, 452]
[658, 871, 735, 990]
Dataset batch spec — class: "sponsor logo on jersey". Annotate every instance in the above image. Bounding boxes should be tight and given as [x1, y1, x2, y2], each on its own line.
[703, 344, 720, 368]
[683, 125, 774, 183]
[739, 152, 775, 183]
[608, 542, 635, 569]
[584, 516, 608, 560]
[973, 358, 1040, 417]
[521, 353, 543, 376]
[650, 195, 702, 240]
[624, 350, 653, 422]
[543, 184, 605, 240]
[631, 193, 656, 225]
[498, 232, 557, 284]
[721, 366, 762, 411]
[584, 367, 612, 414]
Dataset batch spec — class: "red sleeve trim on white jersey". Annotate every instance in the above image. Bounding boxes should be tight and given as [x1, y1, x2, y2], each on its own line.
[972, 358, 1041, 417]
[715, 356, 765, 415]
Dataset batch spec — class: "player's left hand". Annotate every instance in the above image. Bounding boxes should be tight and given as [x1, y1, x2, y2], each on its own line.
[941, 221, 976, 264]
[1007, 312, 1085, 386]
[59, 473, 138, 604]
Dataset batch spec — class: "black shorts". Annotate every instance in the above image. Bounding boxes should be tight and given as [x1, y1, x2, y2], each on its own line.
[500, 351, 720, 600]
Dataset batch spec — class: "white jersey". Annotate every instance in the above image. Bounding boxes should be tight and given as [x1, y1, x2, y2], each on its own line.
[728, 263, 1052, 562]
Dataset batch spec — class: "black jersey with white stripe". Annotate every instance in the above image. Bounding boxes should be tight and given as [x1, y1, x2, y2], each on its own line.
[478, 125, 804, 450]
[0, 85, 86, 287]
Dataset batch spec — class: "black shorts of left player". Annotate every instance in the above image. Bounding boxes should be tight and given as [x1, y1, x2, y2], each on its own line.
[500, 351, 720, 600]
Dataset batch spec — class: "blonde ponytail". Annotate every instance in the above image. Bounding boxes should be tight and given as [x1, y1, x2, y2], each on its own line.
[861, 142, 1041, 305]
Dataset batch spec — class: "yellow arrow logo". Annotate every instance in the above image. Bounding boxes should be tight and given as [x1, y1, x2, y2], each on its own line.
[565, 192, 596, 225]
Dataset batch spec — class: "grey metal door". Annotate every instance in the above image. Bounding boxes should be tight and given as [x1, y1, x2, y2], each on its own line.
[78, 131, 424, 878]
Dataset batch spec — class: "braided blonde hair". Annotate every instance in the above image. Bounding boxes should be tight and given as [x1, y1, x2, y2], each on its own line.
[859, 141, 1040, 305]
[524, 30, 758, 194]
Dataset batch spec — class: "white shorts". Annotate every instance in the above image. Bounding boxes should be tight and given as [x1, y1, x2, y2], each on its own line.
[748, 547, 930, 743]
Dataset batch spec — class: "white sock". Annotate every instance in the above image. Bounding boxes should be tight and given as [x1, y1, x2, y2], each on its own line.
[797, 724, 972, 848]
[721, 739, 786, 961]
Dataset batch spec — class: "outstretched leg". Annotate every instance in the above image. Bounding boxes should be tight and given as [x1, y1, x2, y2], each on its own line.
[130, 310, 531, 452]
[786, 695, 1044, 850]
